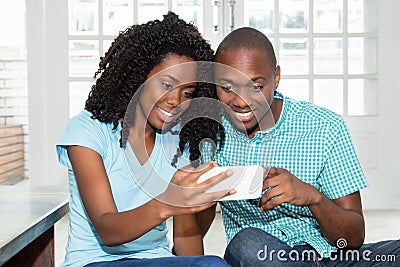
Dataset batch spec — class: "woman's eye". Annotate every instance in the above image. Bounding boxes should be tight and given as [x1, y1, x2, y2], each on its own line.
[221, 85, 234, 91]
[162, 82, 173, 90]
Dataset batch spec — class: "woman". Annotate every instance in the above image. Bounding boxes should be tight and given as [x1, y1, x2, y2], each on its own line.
[56, 12, 231, 267]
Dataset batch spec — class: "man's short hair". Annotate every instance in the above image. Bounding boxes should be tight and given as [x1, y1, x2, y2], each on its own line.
[215, 27, 277, 70]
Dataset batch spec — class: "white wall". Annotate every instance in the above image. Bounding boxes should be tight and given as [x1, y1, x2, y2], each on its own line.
[26, 0, 69, 185]
[360, 0, 400, 210]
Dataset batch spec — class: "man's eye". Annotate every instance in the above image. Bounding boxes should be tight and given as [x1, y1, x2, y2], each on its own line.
[250, 85, 263, 90]
[162, 82, 173, 90]
[182, 91, 194, 98]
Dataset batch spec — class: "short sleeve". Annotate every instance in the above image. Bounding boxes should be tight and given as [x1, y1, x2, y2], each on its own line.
[56, 111, 108, 169]
[318, 119, 368, 199]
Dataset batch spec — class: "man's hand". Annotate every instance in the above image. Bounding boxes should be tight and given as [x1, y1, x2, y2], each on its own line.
[259, 167, 365, 248]
[258, 167, 322, 211]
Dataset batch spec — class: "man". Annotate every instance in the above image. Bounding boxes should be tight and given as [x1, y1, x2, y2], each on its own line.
[206, 27, 399, 266]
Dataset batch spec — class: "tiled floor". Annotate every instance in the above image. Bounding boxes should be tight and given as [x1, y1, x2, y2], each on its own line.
[55, 209, 400, 266]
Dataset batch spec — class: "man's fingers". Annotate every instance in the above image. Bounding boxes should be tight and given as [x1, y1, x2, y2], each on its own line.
[265, 166, 284, 178]
[260, 194, 284, 211]
[258, 188, 285, 211]
[262, 175, 280, 190]
[262, 167, 271, 179]
[259, 186, 282, 207]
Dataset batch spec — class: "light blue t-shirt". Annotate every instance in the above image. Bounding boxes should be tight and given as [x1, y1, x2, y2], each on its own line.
[216, 92, 368, 257]
[56, 110, 190, 267]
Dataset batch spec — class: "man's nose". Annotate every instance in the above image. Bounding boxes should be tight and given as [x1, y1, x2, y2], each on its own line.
[232, 88, 253, 108]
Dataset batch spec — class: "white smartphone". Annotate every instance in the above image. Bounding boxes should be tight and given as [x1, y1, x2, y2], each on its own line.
[197, 165, 264, 201]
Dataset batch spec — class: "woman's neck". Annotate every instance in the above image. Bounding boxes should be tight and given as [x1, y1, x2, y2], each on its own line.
[127, 106, 157, 165]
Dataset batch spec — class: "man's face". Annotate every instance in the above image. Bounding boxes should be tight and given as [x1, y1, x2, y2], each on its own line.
[214, 48, 280, 137]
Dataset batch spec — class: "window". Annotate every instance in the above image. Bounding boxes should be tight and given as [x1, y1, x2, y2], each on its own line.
[241, 0, 378, 116]
[68, 0, 205, 117]
[68, 0, 378, 117]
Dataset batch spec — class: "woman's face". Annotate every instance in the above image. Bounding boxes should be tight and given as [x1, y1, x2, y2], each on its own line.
[138, 53, 197, 131]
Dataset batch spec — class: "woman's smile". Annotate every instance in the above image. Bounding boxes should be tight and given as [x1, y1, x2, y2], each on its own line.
[157, 106, 178, 123]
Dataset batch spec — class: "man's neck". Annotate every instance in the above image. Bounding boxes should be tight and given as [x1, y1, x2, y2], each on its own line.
[246, 98, 283, 138]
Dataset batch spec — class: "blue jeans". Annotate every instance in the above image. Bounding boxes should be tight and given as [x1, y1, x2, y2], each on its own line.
[84, 255, 230, 267]
[224, 227, 400, 267]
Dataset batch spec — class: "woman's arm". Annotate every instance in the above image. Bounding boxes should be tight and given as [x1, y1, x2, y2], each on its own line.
[68, 145, 170, 245]
[68, 146, 231, 246]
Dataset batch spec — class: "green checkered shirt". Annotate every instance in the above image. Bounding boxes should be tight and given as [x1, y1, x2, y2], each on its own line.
[216, 92, 368, 257]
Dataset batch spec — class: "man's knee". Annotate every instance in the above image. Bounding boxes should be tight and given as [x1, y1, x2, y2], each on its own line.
[224, 228, 268, 266]
[230, 227, 265, 244]
[226, 227, 275, 252]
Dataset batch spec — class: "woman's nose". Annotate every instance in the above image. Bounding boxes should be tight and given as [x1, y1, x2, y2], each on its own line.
[165, 88, 181, 107]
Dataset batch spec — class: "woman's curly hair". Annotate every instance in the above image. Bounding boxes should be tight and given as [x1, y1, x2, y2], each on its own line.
[85, 11, 224, 166]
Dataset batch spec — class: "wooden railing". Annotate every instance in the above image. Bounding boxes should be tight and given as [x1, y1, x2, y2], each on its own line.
[0, 124, 25, 185]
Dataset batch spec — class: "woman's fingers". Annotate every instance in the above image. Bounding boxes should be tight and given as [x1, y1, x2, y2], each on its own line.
[196, 169, 237, 201]
[208, 188, 237, 201]
[194, 188, 236, 204]
[165, 162, 240, 207]
[177, 161, 217, 184]
[197, 168, 233, 188]
[195, 161, 217, 173]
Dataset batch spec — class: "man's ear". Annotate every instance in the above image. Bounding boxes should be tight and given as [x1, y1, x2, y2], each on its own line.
[274, 65, 281, 90]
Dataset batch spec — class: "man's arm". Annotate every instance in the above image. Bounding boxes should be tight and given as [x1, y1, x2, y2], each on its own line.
[172, 204, 218, 255]
[259, 167, 365, 249]
[310, 190, 364, 248]
[196, 204, 217, 237]
[173, 214, 204, 255]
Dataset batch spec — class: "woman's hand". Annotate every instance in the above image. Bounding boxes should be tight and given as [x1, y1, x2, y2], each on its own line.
[157, 161, 235, 218]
